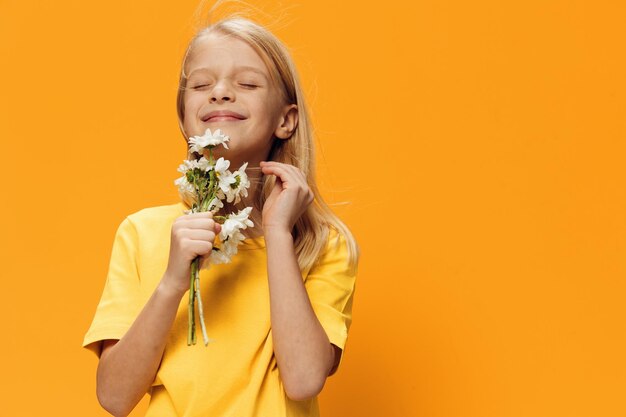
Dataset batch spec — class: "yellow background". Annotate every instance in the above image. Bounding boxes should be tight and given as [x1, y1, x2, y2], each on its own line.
[1, 0, 625, 416]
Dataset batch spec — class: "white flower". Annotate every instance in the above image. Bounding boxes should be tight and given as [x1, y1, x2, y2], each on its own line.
[214, 157, 230, 174]
[214, 157, 236, 195]
[203, 211, 251, 268]
[176, 131, 253, 270]
[218, 171, 237, 196]
[235, 162, 250, 192]
[177, 159, 195, 174]
[174, 176, 196, 203]
[208, 230, 246, 266]
[177, 157, 213, 174]
[224, 162, 250, 204]
[208, 247, 231, 265]
[222, 230, 246, 255]
[188, 128, 229, 153]
[197, 157, 212, 172]
[219, 207, 254, 240]
[207, 197, 223, 212]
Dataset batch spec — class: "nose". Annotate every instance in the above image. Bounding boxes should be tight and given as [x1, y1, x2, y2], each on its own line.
[210, 80, 234, 103]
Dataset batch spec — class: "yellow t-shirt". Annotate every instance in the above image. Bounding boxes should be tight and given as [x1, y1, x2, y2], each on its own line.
[82, 202, 357, 417]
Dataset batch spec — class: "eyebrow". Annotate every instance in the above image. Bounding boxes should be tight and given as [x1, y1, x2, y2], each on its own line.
[187, 66, 269, 80]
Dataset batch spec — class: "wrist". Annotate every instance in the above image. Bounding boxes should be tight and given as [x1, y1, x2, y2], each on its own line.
[263, 225, 293, 241]
[158, 273, 188, 300]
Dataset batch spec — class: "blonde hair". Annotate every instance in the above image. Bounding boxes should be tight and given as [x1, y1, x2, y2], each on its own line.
[176, 17, 358, 274]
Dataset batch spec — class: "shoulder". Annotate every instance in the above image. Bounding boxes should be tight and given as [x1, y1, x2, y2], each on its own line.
[307, 226, 358, 277]
[112, 202, 186, 242]
[323, 227, 347, 255]
[322, 226, 359, 266]
[126, 202, 187, 223]
[124, 202, 187, 228]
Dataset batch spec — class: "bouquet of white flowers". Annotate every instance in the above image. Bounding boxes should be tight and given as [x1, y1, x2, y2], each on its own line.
[174, 128, 253, 346]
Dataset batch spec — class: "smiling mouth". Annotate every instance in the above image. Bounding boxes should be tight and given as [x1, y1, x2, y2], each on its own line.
[204, 115, 243, 122]
[201, 111, 246, 122]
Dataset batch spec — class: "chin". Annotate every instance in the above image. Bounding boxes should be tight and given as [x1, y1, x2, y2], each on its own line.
[212, 148, 246, 168]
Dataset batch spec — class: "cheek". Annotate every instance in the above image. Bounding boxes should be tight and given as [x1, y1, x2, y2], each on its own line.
[182, 96, 201, 124]
[184, 94, 201, 114]
[257, 97, 284, 126]
[181, 108, 199, 138]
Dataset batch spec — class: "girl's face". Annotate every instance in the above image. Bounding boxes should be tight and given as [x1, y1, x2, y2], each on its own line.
[182, 33, 295, 168]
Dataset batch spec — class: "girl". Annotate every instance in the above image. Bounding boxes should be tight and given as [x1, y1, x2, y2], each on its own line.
[83, 16, 358, 417]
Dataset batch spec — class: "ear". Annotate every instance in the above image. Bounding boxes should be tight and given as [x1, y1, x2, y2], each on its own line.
[274, 104, 299, 140]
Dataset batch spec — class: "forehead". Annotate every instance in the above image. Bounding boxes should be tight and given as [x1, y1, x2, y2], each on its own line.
[185, 33, 270, 78]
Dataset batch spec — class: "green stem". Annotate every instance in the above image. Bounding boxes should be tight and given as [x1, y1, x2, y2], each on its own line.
[187, 257, 199, 345]
[187, 148, 218, 346]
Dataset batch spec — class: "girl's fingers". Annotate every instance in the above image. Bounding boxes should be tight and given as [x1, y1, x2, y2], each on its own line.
[184, 229, 217, 241]
[261, 162, 310, 194]
[184, 211, 213, 219]
[175, 217, 219, 232]
[180, 218, 217, 229]
[269, 175, 283, 197]
[186, 240, 214, 257]
[259, 161, 288, 178]
[260, 162, 305, 185]
[260, 160, 298, 173]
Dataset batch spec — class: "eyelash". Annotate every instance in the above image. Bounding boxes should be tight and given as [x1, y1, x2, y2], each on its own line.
[190, 83, 259, 90]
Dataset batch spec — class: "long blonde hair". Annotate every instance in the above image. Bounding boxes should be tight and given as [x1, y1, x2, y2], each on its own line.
[176, 17, 358, 274]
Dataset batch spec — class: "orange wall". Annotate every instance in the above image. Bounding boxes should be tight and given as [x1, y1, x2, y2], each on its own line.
[1, 1, 625, 416]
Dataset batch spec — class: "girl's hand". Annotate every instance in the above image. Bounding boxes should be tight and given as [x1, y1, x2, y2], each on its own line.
[162, 212, 221, 295]
[260, 161, 314, 234]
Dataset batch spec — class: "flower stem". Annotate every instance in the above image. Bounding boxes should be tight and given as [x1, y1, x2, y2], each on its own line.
[187, 258, 198, 345]
[195, 270, 211, 346]
[186, 147, 218, 347]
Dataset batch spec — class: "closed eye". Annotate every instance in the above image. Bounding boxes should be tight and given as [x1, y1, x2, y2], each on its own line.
[191, 84, 210, 90]
[239, 83, 258, 89]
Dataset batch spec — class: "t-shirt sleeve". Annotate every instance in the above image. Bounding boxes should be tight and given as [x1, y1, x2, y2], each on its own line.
[305, 230, 357, 357]
[82, 217, 143, 357]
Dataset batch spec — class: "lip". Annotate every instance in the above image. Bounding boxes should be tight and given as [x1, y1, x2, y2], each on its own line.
[201, 110, 246, 122]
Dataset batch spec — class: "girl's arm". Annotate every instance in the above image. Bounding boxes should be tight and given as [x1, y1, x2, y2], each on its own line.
[265, 230, 339, 400]
[260, 161, 338, 401]
[96, 213, 220, 417]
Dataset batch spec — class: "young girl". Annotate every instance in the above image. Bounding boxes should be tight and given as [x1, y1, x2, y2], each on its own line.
[83, 16, 358, 417]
